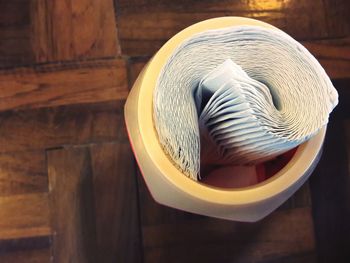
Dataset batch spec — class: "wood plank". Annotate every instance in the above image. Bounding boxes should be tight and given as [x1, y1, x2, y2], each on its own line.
[0, 0, 34, 68]
[0, 248, 51, 263]
[117, 2, 350, 79]
[116, 0, 328, 41]
[137, 170, 204, 227]
[142, 207, 315, 263]
[31, 0, 120, 62]
[0, 193, 51, 241]
[331, 80, 350, 118]
[278, 182, 312, 210]
[48, 146, 97, 263]
[323, 0, 350, 39]
[302, 37, 350, 79]
[0, 101, 126, 153]
[0, 25, 33, 69]
[137, 167, 316, 262]
[0, 0, 30, 26]
[260, 252, 316, 263]
[309, 116, 350, 262]
[127, 57, 150, 88]
[0, 237, 51, 263]
[115, 0, 350, 56]
[0, 0, 121, 66]
[0, 58, 128, 111]
[345, 121, 350, 174]
[90, 142, 142, 263]
[0, 151, 48, 196]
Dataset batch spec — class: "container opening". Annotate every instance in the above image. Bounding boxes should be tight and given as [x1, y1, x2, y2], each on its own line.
[200, 147, 298, 189]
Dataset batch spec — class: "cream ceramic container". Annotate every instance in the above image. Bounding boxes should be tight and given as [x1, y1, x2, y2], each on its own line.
[124, 17, 325, 222]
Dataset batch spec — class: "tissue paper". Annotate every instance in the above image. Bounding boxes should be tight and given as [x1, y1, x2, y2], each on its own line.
[153, 25, 338, 181]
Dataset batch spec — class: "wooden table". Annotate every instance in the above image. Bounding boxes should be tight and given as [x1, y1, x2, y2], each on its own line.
[0, 0, 349, 262]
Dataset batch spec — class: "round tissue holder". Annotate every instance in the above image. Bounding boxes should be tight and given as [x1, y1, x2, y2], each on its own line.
[124, 17, 325, 222]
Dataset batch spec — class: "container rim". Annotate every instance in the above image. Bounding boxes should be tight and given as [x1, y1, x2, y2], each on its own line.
[135, 16, 326, 205]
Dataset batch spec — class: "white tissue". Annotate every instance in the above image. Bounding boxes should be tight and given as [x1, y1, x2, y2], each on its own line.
[153, 26, 338, 181]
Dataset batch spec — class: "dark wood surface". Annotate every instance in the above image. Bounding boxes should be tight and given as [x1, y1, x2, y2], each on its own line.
[115, 0, 350, 80]
[310, 89, 350, 263]
[0, 0, 349, 262]
[0, 58, 128, 111]
[48, 147, 97, 263]
[90, 142, 142, 263]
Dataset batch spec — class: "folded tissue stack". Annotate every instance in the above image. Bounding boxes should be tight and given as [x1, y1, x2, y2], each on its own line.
[154, 25, 338, 181]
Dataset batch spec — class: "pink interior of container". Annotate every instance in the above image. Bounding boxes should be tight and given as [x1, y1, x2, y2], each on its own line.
[201, 147, 298, 188]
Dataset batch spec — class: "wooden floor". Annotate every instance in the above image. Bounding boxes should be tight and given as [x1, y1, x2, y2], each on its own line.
[0, 0, 349, 262]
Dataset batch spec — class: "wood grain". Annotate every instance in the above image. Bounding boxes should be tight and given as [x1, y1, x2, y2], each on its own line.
[345, 121, 350, 173]
[1, 0, 122, 68]
[137, 169, 316, 262]
[0, 0, 348, 262]
[91, 142, 142, 263]
[0, 0, 34, 68]
[0, 101, 125, 153]
[0, 193, 51, 241]
[302, 37, 350, 79]
[330, 80, 350, 118]
[0, 248, 51, 263]
[47, 141, 142, 263]
[260, 252, 316, 263]
[323, 0, 350, 39]
[0, 151, 47, 196]
[0, 237, 51, 263]
[48, 146, 97, 263]
[136, 169, 203, 227]
[116, 0, 350, 80]
[127, 56, 150, 88]
[115, 0, 350, 56]
[310, 115, 350, 263]
[278, 182, 312, 210]
[142, 207, 315, 263]
[31, 0, 120, 62]
[0, 58, 127, 111]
